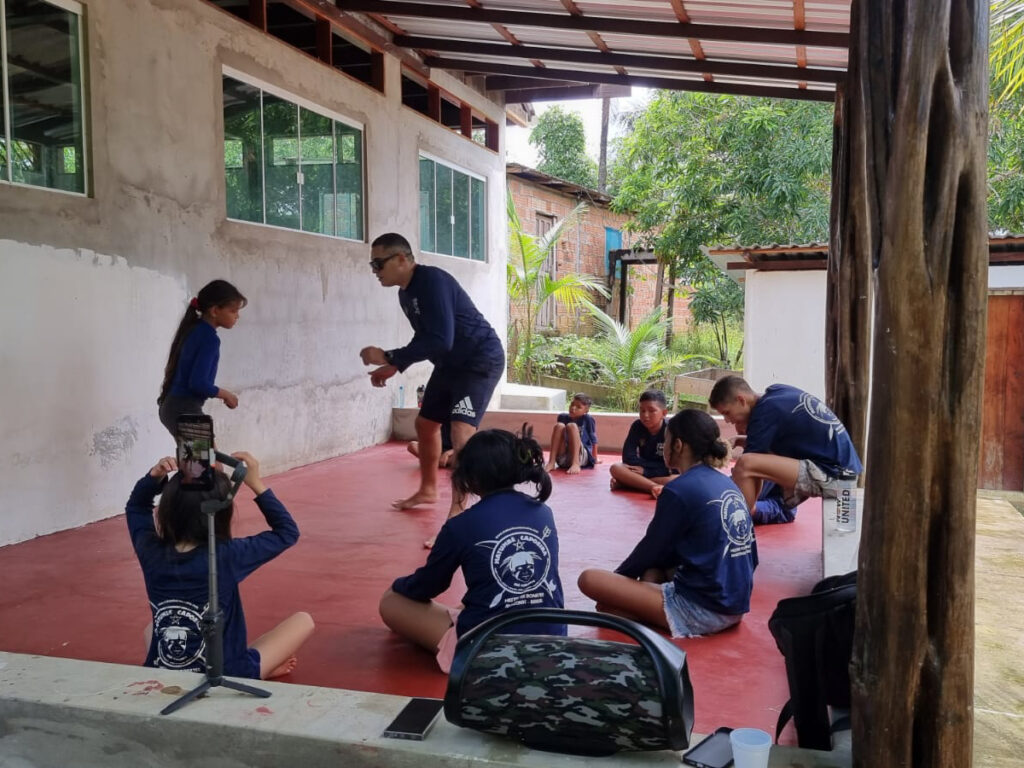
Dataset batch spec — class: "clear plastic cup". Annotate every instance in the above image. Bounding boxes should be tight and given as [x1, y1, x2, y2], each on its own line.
[730, 727, 772, 768]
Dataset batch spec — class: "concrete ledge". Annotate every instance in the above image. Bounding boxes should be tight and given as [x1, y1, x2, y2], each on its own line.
[392, 409, 738, 452]
[499, 382, 566, 411]
[0, 652, 848, 768]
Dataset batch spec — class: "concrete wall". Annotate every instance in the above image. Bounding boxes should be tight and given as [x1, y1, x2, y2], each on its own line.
[0, 0, 508, 544]
[742, 270, 828, 398]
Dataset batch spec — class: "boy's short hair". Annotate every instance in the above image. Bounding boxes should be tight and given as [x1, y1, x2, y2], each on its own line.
[371, 232, 414, 258]
[638, 389, 668, 408]
[571, 393, 593, 407]
[708, 375, 755, 407]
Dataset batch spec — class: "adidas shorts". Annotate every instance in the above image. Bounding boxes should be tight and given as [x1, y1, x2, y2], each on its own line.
[420, 361, 503, 428]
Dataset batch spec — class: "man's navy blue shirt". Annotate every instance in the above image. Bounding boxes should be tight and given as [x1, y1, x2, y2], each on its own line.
[616, 464, 757, 616]
[389, 265, 504, 374]
[744, 384, 863, 478]
[391, 490, 566, 638]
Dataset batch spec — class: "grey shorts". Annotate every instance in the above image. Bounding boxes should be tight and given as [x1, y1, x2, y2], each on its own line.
[556, 443, 590, 469]
[661, 582, 743, 638]
[784, 460, 858, 507]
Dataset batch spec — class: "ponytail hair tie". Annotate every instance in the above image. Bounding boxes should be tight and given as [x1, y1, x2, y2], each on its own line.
[189, 297, 199, 310]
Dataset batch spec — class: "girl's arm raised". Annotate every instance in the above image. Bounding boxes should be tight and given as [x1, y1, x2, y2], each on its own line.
[125, 458, 175, 546]
[227, 452, 299, 580]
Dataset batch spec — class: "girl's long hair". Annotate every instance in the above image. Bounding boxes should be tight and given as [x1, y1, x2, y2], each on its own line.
[158, 280, 247, 405]
[452, 426, 551, 502]
[667, 409, 730, 468]
[156, 472, 234, 546]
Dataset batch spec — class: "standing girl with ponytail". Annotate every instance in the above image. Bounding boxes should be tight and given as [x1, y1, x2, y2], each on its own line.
[579, 409, 758, 637]
[158, 280, 247, 437]
[380, 428, 566, 672]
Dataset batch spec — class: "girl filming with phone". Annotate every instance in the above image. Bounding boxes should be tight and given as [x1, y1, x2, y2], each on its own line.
[379, 428, 566, 673]
[578, 409, 758, 637]
[157, 279, 247, 437]
[126, 451, 314, 679]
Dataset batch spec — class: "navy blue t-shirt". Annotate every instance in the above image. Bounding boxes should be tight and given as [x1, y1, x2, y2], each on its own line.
[126, 474, 299, 679]
[391, 490, 566, 638]
[389, 265, 504, 374]
[621, 418, 674, 478]
[168, 321, 220, 400]
[616, 464, 758, 616]
[745, 384, 863, 478]
[557, 412, 597, 467]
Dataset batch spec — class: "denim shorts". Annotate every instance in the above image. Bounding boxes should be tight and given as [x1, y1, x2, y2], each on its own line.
[661, 582, 743, 638]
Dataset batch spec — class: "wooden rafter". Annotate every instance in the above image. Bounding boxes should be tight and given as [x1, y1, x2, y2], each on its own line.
[670, 0, 712, 82]
[394, 37, 843, 84]
[334, 1, 850, 47]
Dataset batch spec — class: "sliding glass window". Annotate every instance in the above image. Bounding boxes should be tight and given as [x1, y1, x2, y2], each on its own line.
[1, 0, 87, 194]
[222, 73, 364, 240]
[418, 155, 485, 261]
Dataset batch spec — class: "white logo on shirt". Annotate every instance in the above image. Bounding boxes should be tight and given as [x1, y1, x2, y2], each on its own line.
[793, 392, 845, 440]
[715, 489, 753, 550]
[452, 396, 476, 419]
[152, 599, 205, 669]
[480, 526, 558, 608]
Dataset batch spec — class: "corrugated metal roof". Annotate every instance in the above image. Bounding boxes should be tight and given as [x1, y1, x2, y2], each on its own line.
[338, 0, 851, 104]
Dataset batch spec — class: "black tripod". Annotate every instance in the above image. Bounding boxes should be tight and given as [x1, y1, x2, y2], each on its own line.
[161, 453, 271, 715]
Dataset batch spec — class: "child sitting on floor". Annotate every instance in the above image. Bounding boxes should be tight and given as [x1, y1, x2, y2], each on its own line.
[609, 389, 677, 498]
[126, 451, 314, 679]
[379, 428, 566, 673]
[545, 393, 599, 475]
[579, 409, 758, 637]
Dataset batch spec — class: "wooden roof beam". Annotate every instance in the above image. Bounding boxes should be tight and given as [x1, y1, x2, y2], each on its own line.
[334, 1, 850, 48]
[425, 57, 837, 102]
[395, 36, 843, 84]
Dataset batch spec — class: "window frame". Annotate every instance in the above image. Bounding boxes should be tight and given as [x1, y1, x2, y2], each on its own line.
[0, 0, 89, 196]
[418, 150, 487, 263]
[221, 66, 366, 242]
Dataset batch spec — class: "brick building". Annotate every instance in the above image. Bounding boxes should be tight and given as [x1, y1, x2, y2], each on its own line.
[507, 163, 690, 336]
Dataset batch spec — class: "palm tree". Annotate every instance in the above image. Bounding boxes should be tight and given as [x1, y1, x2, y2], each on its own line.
[991, 1, 1024, 103]
[585, 305, 714, 411]
[507, 196, 608, 383]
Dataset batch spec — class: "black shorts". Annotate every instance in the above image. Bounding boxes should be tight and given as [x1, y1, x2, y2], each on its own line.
[420, 361, 503, 428]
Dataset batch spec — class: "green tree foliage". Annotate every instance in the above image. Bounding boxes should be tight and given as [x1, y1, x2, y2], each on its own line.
[991, 1, 1024, 104]
[685, 276, 745, 367]
[529, 106, 598, 188]
[610, 92, 833, 285]
[988, 93, 1024, 231]
[507, 196, 608, 383]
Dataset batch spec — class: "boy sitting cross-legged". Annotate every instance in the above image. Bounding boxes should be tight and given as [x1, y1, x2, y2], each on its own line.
[545, 393, 599, 475]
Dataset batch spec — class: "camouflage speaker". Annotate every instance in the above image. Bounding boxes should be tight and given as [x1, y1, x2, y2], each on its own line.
[444, 608, 694, 756]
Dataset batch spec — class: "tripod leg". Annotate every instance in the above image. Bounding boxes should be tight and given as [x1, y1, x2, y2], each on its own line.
[160, 679, 212, 716]
[221, 678, 272, 698]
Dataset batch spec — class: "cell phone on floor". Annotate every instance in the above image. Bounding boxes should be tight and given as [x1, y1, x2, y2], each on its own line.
[682, 727, 734, 768]
[175, 414, 215, 491]
[381, 697, 445, 741]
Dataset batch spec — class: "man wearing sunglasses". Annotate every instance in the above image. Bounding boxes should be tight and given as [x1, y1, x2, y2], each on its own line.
[360, 233, 504, 545]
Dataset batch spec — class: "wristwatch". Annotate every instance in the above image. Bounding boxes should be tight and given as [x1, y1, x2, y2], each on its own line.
[383, 349, 395, 366]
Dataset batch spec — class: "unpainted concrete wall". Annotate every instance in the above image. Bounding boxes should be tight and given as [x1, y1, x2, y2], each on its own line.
[0, 0, 508, 544]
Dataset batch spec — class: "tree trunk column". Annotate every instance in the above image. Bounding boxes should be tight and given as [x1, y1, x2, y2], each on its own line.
[849, 1, 988, 767]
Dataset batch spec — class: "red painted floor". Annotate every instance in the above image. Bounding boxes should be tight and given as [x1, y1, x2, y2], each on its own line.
[0, 442, 822, 742]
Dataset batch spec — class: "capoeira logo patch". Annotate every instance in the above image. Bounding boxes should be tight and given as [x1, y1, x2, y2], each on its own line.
[714, 489, 753, 553]
[794, 392, 845, 439]
[152, 599, 205, 670]
[480, 526, 558, 608]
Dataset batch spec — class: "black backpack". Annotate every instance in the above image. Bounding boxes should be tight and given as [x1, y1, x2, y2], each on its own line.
[767, 571, 857, 750]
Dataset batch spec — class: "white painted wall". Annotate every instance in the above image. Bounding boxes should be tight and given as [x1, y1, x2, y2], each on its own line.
[988, 265, 1024, 290]
[0, 0, 508, 544]
[742, 270, 828, 398]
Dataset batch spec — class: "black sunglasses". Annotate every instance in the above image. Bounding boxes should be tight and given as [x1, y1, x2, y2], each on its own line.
[369, 252, 401, 271]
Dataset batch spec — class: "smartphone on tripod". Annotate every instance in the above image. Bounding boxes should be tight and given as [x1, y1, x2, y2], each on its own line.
[175, 414, 215, 491]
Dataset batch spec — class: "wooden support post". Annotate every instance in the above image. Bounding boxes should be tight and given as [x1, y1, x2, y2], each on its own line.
[315, 17, 333, 66]
[485, 120, 499, 151]
[618, 258, 628, 326]
[847, 1, 989, 766]
[460, 104, 473, 139]
[427, 85, 441, 122]
[370, 51, 385, 93]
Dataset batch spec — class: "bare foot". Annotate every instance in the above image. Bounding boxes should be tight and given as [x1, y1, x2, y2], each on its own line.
[649, 485, 664, 499]
[544, 461, 557, 472]
[567, 464, 581, 475]
[423, 535, 436, 549]
[392, 491, 438, 510]
[267, 656, 298, 679]
[609, 477, 620, 490]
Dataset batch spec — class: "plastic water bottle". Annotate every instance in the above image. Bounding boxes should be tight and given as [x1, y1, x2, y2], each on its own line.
[836, 486, 858, 532]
